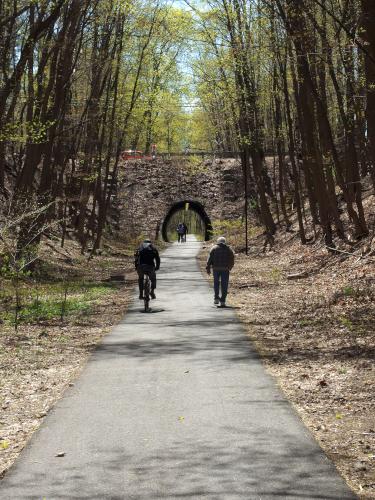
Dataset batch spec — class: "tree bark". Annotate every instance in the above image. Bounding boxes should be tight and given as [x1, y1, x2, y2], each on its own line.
[361, 0, 375, 191]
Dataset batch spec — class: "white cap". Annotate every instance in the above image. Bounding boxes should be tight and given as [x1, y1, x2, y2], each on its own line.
[217, 237, 226, 244]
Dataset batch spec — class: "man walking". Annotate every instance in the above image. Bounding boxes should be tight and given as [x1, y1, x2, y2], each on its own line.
[206, 236, 235, 307]
[177, 222, 185, 243]
[182, 222, 188, 242]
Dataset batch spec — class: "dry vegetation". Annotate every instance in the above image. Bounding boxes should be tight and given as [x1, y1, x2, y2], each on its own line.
[202, 206, 375, 499]
[0, 237, 138, 478]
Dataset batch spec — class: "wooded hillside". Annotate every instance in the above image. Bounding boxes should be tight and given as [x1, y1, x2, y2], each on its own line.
[191, 0, 375, 247]
[0, 0, 191, 263]
[1, 0, 375, 260]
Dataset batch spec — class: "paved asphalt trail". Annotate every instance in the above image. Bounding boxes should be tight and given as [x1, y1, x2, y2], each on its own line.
[1, 237, 356, 500]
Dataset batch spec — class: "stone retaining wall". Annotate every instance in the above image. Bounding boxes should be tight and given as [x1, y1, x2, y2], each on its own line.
[111, 157, 244, 240]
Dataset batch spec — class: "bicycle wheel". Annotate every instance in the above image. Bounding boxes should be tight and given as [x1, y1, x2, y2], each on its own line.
[143, 274, 151, 312]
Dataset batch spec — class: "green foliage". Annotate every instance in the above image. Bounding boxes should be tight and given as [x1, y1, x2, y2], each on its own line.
[212, 219, 244, 238]
[1, 254, 32, 280]
[166, 208, 206, 241]
[209, 219, 253, 249]
[211, 219, 260, 244]
[0, 120, 56, 143]
[0, 281, 116, 326]
[270, 267, 282, 282]
[183, 156, 209, 176]
[342, 286, 355, 297]
[1, 0, 372, 257]
[298, 318, 312, 328]
[339, 316, 354, 331]
[6, 295, 89, 324]
[338, 367, 347, 375]
[117, 5, 194, 153]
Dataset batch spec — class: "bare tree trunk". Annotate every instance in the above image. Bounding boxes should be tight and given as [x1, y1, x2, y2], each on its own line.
[280, 51, 306, 243]
[361, 0, 375, 192]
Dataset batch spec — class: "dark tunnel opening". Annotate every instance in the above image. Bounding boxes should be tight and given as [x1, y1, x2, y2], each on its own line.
[161, 201, 213, 242]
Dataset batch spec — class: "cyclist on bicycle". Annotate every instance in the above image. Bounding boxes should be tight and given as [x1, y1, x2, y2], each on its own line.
[134, 239, 160, 300]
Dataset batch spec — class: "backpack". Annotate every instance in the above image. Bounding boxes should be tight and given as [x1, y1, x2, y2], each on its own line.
[135, 245, 157, 268]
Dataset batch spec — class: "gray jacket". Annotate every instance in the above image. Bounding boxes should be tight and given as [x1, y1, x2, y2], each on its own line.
[206, 243, 235, 271]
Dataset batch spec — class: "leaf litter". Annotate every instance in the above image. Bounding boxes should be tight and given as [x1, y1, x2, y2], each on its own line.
[201, 232, 375, 499]
[0, 238, 135, 479]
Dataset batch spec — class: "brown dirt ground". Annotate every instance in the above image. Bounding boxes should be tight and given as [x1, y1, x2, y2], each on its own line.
[0, 237, 139, 478]
[201, 233, 375, 499]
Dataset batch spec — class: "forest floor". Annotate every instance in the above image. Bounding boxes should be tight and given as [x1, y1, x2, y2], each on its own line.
[0, 237, 140, 478]
[200, 227, 375, 499]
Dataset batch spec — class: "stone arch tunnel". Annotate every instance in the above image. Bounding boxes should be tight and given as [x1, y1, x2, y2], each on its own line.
[111, 158, 244, 242]
[161, 200, 213, 241]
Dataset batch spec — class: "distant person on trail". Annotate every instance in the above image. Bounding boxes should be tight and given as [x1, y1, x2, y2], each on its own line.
[177, 222, 185, 243]
[182, 222, 188, 242]
[206, 236, 235, 307]
[134, 239, 160, 300]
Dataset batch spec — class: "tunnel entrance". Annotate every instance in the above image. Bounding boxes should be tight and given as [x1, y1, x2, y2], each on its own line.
[161, 201, 213, 242]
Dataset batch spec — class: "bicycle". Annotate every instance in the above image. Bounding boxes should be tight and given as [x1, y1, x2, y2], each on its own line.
[143, 272, 152, 312]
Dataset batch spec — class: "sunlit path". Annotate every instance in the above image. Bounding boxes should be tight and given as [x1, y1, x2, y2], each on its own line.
[0, 237, 355, 499]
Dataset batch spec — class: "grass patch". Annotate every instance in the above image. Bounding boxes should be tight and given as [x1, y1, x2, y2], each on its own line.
[342, 286, 355, 297]
[0, 281, 117, 326]
[182, 156, 209, 176]
[270, 267, 282, 282]
[2, 296, 90, 323]
[298, 318, 313, 328]
[210, 219, 261, 250]
[339, 316, 354, 331]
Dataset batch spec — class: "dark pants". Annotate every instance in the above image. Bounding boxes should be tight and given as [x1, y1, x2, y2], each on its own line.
[213, 270, 230, 303]
[137, 265, 156, 293]
[177, 233, 184, 242]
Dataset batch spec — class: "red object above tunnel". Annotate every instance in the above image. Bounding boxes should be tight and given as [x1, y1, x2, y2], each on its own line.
[121, 150, 144, 160]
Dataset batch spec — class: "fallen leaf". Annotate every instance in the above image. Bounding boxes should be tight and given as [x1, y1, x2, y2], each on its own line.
[55, 452, 65, 457]
[0, 440, 9, 450]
